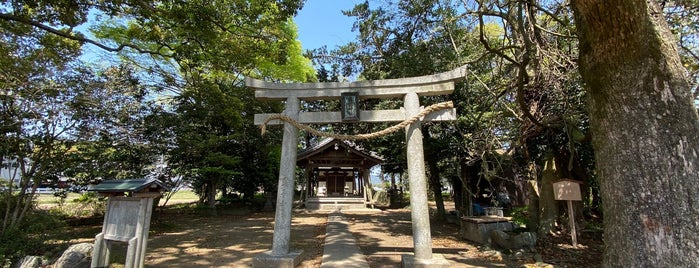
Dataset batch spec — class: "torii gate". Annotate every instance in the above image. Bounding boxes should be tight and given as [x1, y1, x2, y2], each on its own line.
[249, 66, 466, 268]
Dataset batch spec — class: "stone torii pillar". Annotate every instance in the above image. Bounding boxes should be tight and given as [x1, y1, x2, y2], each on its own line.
[271, 96, 300, 256]
[252, 97, 303, 267]
[403, 92, 433, 261]
[249, 66, 466, 268]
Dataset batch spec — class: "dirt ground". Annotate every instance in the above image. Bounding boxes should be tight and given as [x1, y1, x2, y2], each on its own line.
[142, 208, 512, 268]
[61, 201, 602, 268]
[144, 211, 327, 267]
[344, 209, 512, 268]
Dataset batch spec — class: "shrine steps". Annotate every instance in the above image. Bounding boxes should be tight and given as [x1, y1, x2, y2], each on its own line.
[305, 197, 368, 211]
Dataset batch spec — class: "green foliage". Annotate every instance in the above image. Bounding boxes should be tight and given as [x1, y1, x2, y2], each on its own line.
[316, 0, 599, 226]
[216, 192, 240, 205]
[0, 194, 65, 266]
[82, 0, 310, 206]
[44, 192, 106, 218]
[509, 206, 529, 227]
[85, 0, 313, 82]
[441, 192, 452, 201]
[662, 1, 699, 103]
[0, 227, 37, 266]
[58, 64, 165, 184]
[1, 22, 160, 229]
[255, 21, 316, 81]
[72, 191, 103, 203]
[3, 0, 314, 212]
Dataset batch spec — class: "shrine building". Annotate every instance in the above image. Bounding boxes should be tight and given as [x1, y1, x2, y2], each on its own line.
[297, 138, 382, 210]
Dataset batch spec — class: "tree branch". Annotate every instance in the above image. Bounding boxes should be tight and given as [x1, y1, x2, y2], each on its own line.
[533, 23, 577, 39]
[528, 1, 570, 28]
[0, 13, 170, 57]
[477, 12, 519, 65]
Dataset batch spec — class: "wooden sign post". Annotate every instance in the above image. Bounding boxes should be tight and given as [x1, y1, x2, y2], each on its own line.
[553, 179, 583, 247]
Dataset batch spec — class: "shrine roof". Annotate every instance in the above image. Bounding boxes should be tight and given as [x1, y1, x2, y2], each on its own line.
[297, 138, 383, 168]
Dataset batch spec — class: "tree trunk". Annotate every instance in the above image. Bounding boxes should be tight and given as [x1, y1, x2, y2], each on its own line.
[572, 1, 699, 266]
[527, 162, 540, 231]
[451, 175, 464, 217]
[424, 130, 446, 219]
[538, 153, 559, 236]
[207, 182, 216, 208]
[527, 179, 540, 232]
[390, 173, 398, 207]
[264, 191, 274, 211]
[427, 158, 446, 220]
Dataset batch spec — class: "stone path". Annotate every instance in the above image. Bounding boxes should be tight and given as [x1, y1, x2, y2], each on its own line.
[320, 213, 370, 268]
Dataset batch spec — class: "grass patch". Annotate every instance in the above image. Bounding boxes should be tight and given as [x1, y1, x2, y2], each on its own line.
[159, 189, 199, 206]
[35, 192, 82, 205]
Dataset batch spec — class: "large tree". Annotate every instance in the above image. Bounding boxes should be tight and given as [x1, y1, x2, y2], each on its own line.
[330, 1, 594, 228]
[572, 0, 699, 266]
[62, 64, 161, 184]
[1, 0, 314, 206]
[1, 17, 87, 233]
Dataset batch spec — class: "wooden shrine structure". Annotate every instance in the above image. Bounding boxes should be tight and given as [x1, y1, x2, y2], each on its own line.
[249, 66, 466, 268]
[297, 138, 383, 210]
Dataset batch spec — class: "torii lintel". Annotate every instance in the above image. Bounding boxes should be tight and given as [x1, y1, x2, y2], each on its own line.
[246, 65, 467, 101]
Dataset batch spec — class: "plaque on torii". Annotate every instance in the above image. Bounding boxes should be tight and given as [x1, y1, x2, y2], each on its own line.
[249, 66, 466, 268]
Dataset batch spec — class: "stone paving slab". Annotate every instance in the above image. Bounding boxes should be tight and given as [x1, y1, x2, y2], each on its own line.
[320, 213, 370, 268]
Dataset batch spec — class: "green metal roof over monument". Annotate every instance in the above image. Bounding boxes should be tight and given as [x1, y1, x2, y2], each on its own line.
[88, 178, 169, 193]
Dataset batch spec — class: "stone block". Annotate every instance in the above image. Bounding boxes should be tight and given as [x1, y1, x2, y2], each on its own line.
[14, 256, 44, 268]
[401, 254, 451, 268]
[54, 243, 93, 268]
[510, 232, 537, 249]
[460, 217, 514, 245]
[252, 250, 303, 268]
[490, 230, 537, 250]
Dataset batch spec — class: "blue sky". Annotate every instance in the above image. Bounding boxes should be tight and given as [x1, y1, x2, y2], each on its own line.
[294, 0, 364, 51]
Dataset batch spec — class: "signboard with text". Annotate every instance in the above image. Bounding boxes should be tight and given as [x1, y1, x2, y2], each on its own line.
[553, 180, 582, 201]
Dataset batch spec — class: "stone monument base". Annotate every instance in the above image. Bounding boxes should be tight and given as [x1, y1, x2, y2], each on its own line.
[252, 250, 303, 268]
[401, 253, 451, 268]
[460, 216, 514, 245]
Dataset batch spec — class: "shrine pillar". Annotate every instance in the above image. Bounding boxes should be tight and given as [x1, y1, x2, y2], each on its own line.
[253, 96, 303, 267]
[401, 93, 450, 267]
[404, 92, 432, 259]
[273, 96, 300, 255]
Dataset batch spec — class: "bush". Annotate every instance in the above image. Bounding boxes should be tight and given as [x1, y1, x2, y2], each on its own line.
[69, 192, 106, 217]
[0, 210, 66, 266]
[72, 192, 103, 203]
[509, 206, 529, 227]
[250, 193, 268, 211]
[217, 193, 240, 205]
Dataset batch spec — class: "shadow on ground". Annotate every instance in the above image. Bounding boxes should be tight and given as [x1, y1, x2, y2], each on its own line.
[58, 203, 601, 267]
[344, 209, 512, 268]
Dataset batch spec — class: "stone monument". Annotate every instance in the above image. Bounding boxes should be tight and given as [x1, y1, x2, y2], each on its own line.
[88, 178, 168, 268]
